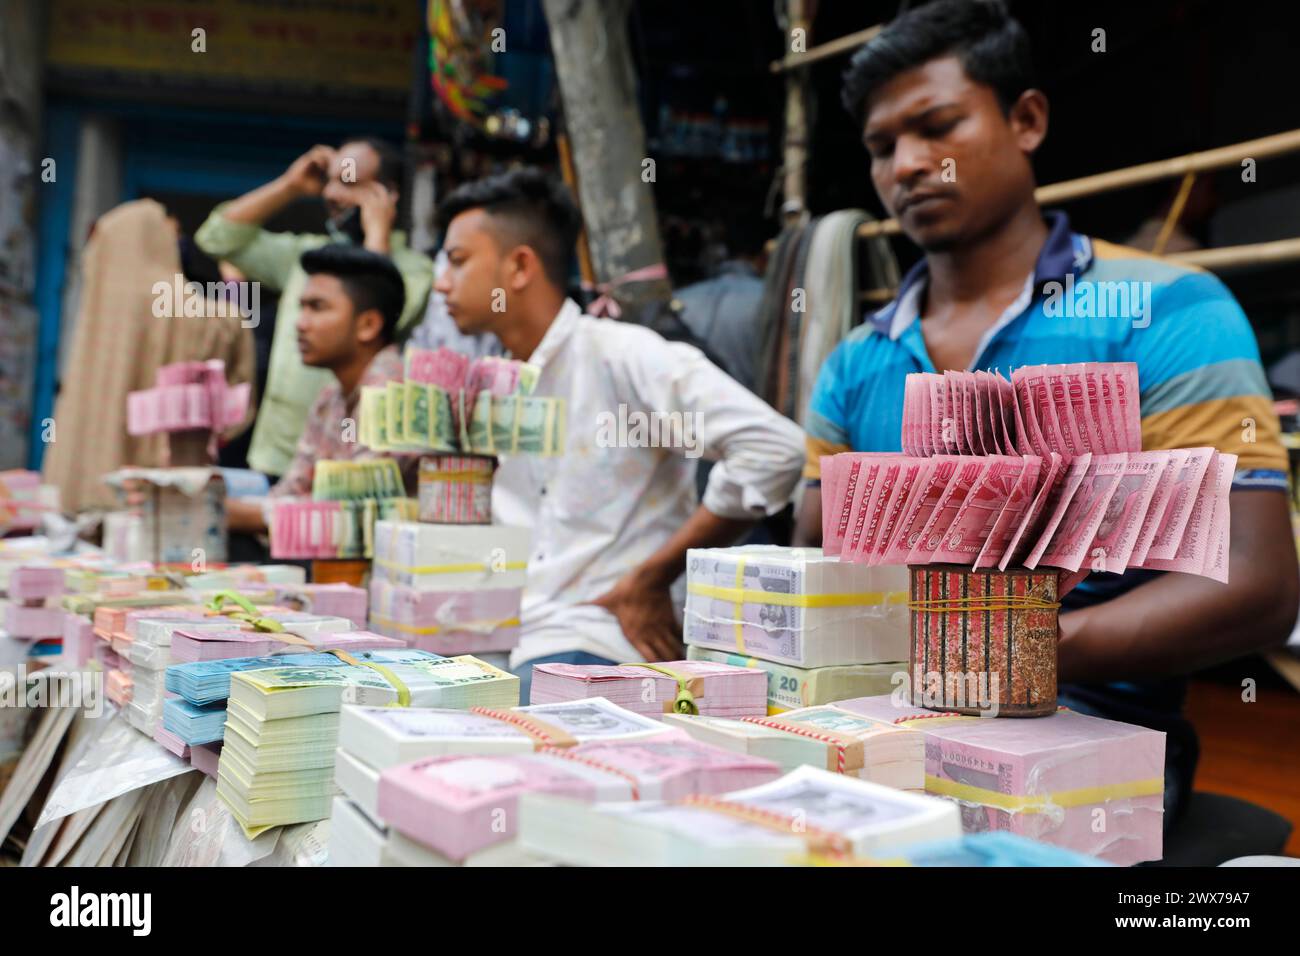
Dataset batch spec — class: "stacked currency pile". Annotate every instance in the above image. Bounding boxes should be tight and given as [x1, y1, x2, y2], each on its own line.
[368, 520, 530, 657]
[4, 566, 67, 639]
[328, 697, 679, 865]
[683, 545, 909, 712]
[662, 704, 922, 788]
[527, 660, 768, 717]
[822, 363, 1233, 587]
[358, 346, 563, 456]
[269, 459, 418, 560]
[215, 651, 519, 834]
[271, 582, 368, 628]
[516, 765, 961, 866]
[836, 694, 1166, 865]
[126, 359, 250, 437]
[685, 649, 900, 715]
[116, 605, 357, 736]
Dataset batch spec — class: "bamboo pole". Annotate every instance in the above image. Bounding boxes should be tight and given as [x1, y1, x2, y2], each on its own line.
[857, 128, 1300, 239]
[781, 0, 812, 224]
[770, 24, 882, 73]
[857, 235, 1300, 301]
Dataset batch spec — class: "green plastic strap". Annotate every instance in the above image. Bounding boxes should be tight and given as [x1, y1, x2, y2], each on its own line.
[204, 590, 284, 633]
[623, 662, 698, 715]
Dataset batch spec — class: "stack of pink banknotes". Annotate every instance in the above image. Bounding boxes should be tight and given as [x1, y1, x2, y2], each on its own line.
[168, 626, 404, 663]
[822, 362, 1234, 584]
[5, 565, 68, 638]
[368, 577, 522, 655]
[528, 661, 768, 717]
[272, 583, 368, 628]
[126, 359, 251, 435]
[377, 736, 781, 862]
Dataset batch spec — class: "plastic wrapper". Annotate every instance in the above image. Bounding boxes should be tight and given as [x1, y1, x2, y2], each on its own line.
[682, 546, 909, 667]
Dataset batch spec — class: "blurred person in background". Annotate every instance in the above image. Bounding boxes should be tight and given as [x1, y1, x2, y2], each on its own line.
[42, 199, 255, 513]
[195, 138, 433, 482]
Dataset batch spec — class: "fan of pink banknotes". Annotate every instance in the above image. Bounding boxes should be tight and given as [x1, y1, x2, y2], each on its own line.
[127, 359, 251, 436]
[821, 362, 1234, 588]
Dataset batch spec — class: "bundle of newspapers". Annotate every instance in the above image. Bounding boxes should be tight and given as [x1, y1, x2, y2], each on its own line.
[359, 346, 564, 456]
[821, 363, 1233, 585]
[269, 459, 418, 560]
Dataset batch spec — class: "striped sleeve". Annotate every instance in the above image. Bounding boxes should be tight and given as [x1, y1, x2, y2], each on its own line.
[804, 339, 854, 481]
[1134, 271, 1288, 491]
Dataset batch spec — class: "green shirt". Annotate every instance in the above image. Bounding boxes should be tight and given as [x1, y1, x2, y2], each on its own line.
[195, 205, 433, 476]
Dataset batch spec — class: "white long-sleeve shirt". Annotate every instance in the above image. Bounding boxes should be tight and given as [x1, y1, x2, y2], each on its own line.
[497, 299, 806, 667]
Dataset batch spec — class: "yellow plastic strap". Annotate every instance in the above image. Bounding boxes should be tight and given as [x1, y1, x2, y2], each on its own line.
[689, 582, 910, 608]
[422, 471, 492, 484]
[924, 774, 1164, 812]
[372, 557, 527, 574]
[326, 648, 411, 707]
[622, 662, 698, 715]
[370, 613, 520, 636]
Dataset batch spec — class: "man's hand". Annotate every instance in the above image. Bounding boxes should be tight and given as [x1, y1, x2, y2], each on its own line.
[282, 145, 335, 198]
[357, 182, 398, 254]
[588, 573, 684, 663]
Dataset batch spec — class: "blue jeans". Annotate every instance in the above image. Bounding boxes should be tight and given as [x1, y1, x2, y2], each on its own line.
[512, 651, 617, 706]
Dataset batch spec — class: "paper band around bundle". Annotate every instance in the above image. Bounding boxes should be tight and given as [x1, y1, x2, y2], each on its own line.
[329, 648, 412, 707]
[418, 454, 496, 525]
[679, 795, 851, 858]
[907, 564, 1059, 718]
[741, 717, 865, 773]
[469, 707, 579, 749]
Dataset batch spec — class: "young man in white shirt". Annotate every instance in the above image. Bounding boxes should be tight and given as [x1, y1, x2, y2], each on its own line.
[434, 168, 805, 698]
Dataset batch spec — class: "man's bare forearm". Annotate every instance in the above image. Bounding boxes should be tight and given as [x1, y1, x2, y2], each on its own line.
[631, 506, 756, 589]
[226, 498, 268, 535]
[221, 175, 300, 226]
[793, 483, 823, 547]
[1059, 490, 1299, 682]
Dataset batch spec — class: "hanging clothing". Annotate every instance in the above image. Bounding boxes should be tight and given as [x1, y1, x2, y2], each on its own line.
[42, 199, 255, 513]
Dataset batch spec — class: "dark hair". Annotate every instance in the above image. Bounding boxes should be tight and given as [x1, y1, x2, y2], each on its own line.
[300, 243, 406, 344]
[842, 0, 1035, 127]
[341, 136, 405, 191]
[435, 167, 581, 288]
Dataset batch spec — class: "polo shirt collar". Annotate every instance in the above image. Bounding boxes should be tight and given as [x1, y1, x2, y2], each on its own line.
[869, 211, 1092, 341]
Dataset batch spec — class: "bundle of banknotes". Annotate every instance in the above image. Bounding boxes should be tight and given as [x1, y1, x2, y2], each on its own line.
[268, 497, 419, 560]
[215, 651, 519, 833]
[7, 565, 66, 602]
[368, 577, 522, 656]
[685, 646, 903, 715]
[271, 582, 368, 628]
[836, 694, 1166, 865]
[311, 459, 407, 501]
[527, 660, 769, 717]
[821, 362, 1235, 583]
[682, 545, 909, 668]
[516, 764, 961, 866]
[126, 359, 251, 436]
[370, 520, 530, 591]
[377, 737, 783, 864]
[662, 705, 922, 788]
[361, 385, 566, 457]
[329, 697, 676, 866]
[418, 454, 495, 524]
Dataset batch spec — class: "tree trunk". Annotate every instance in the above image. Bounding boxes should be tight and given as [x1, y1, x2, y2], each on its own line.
[541, 0, 671, 315]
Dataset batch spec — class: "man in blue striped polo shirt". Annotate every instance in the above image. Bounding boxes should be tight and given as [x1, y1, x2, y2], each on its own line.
[794, 0, 1298, 829]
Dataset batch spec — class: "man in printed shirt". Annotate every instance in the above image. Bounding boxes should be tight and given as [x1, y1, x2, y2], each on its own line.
[196, 138, 433, 480]
[226, 245, 415, 533]
[792, 1, 1299, 825]
[433, 168, 805, 699]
